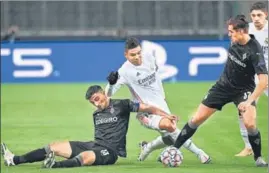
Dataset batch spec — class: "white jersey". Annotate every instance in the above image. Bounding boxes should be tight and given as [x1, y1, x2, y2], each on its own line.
[249, 21, 268, 70]
[105, 52, 170, 113]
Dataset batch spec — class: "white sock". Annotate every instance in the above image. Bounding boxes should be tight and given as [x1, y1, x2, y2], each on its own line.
[238, 115, 252, 148]
[143, 136, 166, 154]
[169, 128, 202, 156]
[183, 139, 203, 156]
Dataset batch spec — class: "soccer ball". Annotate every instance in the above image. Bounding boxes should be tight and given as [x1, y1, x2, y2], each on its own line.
[160, 146, 183, 167]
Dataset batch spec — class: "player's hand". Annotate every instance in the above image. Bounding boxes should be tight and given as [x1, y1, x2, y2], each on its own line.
[167, 114, 179, 130]
[107, 71, 119, 85]
[167, 114, 179, 122]
[238, 101, 252, 113]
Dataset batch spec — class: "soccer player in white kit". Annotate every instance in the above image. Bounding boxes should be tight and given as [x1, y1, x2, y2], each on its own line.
[235, 2, 268, 157]
[105, 37, 211, 163]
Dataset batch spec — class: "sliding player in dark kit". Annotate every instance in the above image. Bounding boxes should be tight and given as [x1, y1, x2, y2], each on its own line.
[1, 85, 177, 168]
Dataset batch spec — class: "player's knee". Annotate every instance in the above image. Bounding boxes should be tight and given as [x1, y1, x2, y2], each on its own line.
[244, 122, 256, 130]
[48, 142, 59, 152]
[48, 142, 64, 156]
[191, 104, 215, 125]
[191, 115, 203, 125]
[159, 118, 176, 132]
[48, 141, 70, 157]
[243, 117, 256, 130]
[80, 151, 96, 166]
[137, 115, 150, 127]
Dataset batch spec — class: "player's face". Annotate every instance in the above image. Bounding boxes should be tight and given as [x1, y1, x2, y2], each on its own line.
[228, 25, 244, 43]
[250, 10, 268, 29]
[89, 92, 109, 110]
[125, 46, 142, 66]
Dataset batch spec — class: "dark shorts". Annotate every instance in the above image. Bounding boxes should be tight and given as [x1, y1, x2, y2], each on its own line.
[69, 141, 118, 165]
[202, 83, 256, 111]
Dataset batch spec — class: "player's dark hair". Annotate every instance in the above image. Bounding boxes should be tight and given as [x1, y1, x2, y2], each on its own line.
[125, 37, 141, 51]
[227, 14, 249, 32]
[85, 85, 103, 100]
[250, 2, 267, 12]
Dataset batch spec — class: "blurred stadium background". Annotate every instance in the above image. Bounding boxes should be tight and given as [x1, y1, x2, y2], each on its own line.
[1, 1, 268, 173]
[1, 1, 268, 40]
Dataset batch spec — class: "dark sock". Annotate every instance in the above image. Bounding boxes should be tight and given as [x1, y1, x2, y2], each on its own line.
[174, 121, 198, 148]
[13, 148, 47, 165]
[248, 129, 262, 160]
[52, 157, 82, 168]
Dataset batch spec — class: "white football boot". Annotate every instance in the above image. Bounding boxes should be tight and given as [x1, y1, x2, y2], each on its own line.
[1, 143, 15, 166]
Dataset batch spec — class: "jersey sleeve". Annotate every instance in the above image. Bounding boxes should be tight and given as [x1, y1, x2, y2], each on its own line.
[121, 99, 140, 113]
[250, 44, 268, 75]
[105, 67, 128, 97]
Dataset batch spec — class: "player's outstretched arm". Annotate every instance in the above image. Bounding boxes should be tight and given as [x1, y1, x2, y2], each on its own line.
[239, 74, 268, 111]
[138, 103, 178, 121]
[238, 48, 268, 111]
[248, 74, 268, 102]
[105, 71, 125, 97]
[248, 47, 268, 103]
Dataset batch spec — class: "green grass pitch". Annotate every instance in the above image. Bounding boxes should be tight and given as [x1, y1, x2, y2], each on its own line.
[1, 82, 268, 173]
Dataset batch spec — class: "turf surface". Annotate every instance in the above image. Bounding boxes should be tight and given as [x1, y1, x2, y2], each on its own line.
[1, 83, 268, 173]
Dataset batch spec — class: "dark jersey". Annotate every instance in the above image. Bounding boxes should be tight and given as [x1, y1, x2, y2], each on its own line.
[93, 99, 139, 157]
[217, 34, 268, 92]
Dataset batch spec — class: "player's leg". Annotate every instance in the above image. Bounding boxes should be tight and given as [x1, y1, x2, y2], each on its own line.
[235, 87, 267, 157]
[173, 103, 216, 149]
[234, 93, 267, 167]
[138, 114, 211, 163]
[241, 106, 267, 167]
[234, 76, 261, 157]
[235, 112, 253, 157]
[159, 117, 211, 163]
[1, 140, 90, 166]
[137, 114, 168, 161]
[43, 144, 117, 168]
[43, 151, 94, 168]
[1, 141, 72, 166]
[173, 84, 230, 149]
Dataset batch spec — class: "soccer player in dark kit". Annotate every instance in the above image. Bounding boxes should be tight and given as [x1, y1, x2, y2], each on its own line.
[172, 14, 268, 167]
[1, 85, 177, 168]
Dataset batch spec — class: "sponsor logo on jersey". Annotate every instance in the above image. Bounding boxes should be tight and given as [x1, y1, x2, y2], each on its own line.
[137, 72, 156, 86]
[228, 53, 246, 67]
[96, 117, 118, 125]
[150, 64, 155, 71]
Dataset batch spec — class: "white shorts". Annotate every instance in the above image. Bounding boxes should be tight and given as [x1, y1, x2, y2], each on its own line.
[136, 113, 162, 131]
[136, 113, 178, 136]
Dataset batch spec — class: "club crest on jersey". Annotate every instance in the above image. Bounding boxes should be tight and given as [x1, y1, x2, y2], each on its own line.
[136, 72, 141, 76]
[242, 53, 247, 60]
[150, 64, 155, 70]
[265, 38, 268, 45]
[110, 106, 115, 114]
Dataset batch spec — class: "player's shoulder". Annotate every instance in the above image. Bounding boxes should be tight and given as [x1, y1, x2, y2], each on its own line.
[111, 99, 131, 107]
[142, 50, 153, 57]
[118, 61, 130, 75]
[119, 61, 137, 77]
[93, 109, 101, 116]
[249, 35, 262, 50]
[142, 51, 155, 61]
